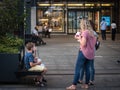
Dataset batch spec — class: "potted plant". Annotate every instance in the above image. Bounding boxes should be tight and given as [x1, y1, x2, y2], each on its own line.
[0, 0, 24, 82]
[0, 35, 23, 82]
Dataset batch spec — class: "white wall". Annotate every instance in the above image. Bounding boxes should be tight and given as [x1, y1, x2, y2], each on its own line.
[31, 6, 36, 33]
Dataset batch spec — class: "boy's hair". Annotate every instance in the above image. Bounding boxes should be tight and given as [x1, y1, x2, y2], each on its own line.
[26, 42, 34, 50]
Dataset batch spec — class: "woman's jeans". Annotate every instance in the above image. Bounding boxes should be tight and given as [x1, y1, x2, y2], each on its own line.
[79, 60, 95, 82]
[73, 51, 93, 85]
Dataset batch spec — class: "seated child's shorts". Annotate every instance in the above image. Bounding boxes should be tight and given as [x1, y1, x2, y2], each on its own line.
[28, 65, 45, 71]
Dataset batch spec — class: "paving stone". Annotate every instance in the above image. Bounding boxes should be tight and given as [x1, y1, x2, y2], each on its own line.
[0, 34, 120, 90]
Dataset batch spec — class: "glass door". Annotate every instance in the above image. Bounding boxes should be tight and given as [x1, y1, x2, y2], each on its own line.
[68, 11, 77, 33]
[68, 10, 95, 34]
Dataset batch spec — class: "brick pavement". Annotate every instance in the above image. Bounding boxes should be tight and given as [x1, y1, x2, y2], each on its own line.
[0, 34, 120, 90]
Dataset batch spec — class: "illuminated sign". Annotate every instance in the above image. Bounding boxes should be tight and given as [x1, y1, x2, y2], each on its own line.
[102, 16, 111, 26]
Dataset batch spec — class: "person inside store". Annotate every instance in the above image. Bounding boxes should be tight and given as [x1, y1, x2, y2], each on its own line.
[37, 23, 43, 37]
[43, 24, 51, 38]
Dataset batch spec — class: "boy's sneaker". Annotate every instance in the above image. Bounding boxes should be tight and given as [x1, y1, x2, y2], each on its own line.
[42, 78, 47, 83]
[77, 80, 83, 84]
[35, 81, 46, 87]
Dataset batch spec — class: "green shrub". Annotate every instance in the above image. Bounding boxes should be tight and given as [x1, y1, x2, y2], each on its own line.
[0, 0, 24, 54]
[0, 0, 24, 37]
[0, 35, 23, 54]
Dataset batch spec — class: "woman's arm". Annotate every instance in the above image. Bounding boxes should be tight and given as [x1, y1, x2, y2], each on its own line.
[79, 36, 86, 47]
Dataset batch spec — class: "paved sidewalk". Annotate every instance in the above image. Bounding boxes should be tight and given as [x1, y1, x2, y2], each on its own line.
[0, 34, 120, 90]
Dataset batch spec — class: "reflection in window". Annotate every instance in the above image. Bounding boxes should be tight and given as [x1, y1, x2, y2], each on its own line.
[37, 8, 64, 32]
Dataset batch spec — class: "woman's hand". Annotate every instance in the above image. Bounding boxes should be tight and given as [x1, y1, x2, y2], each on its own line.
[74, 32, 81, 40]
[74, 35, 79, 39]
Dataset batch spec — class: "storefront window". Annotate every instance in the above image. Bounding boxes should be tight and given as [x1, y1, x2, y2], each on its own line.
[36, 2, 113, 34]
[37, 6, 64, 32]
[50, 10, 64, 32]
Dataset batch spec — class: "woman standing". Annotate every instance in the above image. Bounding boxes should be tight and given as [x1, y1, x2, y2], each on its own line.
[78, 20, 99, 85]
[66, 19, 96, 89]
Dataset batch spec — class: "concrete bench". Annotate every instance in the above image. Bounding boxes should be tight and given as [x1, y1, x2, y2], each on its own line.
[15, 70, 43, 79]
[15, 57, 44, 85]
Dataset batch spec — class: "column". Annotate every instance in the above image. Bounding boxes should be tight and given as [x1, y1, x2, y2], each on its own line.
[31, 6, 36, 33]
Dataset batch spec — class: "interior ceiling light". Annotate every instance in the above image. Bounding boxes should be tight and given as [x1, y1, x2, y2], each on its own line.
[38, 4, 50, 6]
[101, 4, 112, 6]
[67, 4, 83, 6]
[52, 4, 64, 6]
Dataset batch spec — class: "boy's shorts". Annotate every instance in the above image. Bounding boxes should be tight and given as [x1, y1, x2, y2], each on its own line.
[28, 65, 45, 71]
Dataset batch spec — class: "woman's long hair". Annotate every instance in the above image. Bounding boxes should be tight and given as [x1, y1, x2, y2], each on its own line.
[80, 19, 94, 36]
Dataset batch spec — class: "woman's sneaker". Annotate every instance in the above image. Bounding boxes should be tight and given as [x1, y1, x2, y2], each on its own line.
[77, 80, 83, 84]
[89, 81, 94, 85]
